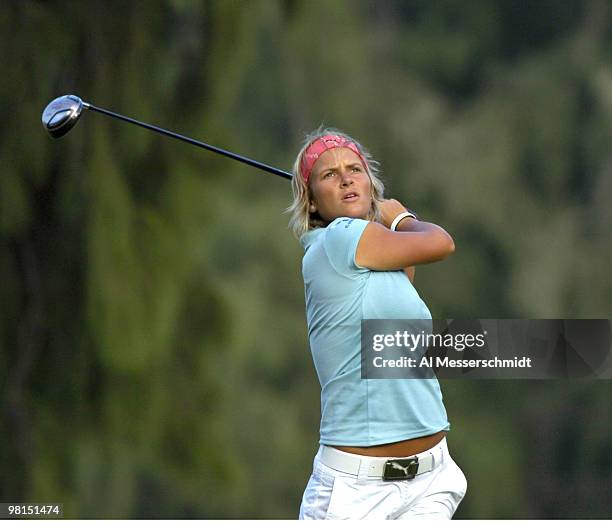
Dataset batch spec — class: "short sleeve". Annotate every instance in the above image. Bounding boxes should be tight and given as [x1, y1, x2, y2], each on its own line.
[323, 217, 370, 277]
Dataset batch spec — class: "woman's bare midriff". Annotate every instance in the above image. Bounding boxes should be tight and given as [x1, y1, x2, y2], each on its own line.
[332, 430, 447, 457]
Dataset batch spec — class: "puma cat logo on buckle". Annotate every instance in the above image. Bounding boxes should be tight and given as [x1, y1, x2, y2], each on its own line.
[382, 457, 419, 481]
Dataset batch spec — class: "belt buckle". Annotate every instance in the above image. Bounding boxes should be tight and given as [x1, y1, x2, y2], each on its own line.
[382, 457, 419, 481]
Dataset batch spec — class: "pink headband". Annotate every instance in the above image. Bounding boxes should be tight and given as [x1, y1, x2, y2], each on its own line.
[300, 134, 368, 183]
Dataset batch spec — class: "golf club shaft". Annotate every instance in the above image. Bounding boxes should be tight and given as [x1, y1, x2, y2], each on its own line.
[84, 102, 293, 180]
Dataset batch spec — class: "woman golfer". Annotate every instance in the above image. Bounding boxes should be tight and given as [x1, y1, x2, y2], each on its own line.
[289, 130, 467, 519]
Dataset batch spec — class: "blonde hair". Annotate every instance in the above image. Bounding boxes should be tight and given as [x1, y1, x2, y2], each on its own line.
[287, 127, 385, 238]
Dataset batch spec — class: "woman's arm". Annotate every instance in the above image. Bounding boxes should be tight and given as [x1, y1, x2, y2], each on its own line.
[355, 199, 455, 271]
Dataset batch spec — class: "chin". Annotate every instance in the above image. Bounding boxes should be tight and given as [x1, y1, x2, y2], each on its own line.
[347, 204, 372, 218]
[322, 206, 371, 222]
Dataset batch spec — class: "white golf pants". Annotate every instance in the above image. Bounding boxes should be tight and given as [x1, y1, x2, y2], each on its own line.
[299, 437, 467, 520]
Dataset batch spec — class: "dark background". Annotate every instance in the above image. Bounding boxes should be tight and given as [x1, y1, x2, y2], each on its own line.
[1, 0, 611, 518]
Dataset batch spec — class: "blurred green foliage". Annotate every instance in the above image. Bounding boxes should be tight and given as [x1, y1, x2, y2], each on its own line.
[1, 0, 611, 518]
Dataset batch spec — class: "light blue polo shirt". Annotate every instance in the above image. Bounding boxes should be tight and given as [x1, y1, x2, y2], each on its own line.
[301, 217, 450, 446]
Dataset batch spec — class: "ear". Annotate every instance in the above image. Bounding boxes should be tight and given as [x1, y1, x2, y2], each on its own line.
[309, 199, 317, 213]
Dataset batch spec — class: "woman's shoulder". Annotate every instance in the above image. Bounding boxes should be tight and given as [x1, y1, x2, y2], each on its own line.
[328, 216, 370, 230]
[326, 217, 371, 243]
[300, 217, 371, 251]
[299, 226, 324, 250]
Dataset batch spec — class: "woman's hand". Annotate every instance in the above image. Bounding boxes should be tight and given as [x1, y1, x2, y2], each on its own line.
[379, 199, 409, 229]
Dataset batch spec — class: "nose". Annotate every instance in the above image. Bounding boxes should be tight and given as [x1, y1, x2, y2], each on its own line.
[339, 168, 354, 186]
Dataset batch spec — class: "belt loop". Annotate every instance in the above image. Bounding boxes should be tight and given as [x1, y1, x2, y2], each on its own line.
[438, 437, 446, 465]
[357, 458, 369, 480]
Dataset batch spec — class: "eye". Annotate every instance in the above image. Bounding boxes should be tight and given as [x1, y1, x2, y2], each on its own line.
[351, 166, 362, 172]
[323, 171, 335, 178]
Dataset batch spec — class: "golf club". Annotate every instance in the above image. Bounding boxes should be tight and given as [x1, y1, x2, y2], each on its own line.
[41, 94, 293, 180]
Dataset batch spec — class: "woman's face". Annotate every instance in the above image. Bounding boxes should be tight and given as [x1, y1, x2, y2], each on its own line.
[308, 147, 373, 223]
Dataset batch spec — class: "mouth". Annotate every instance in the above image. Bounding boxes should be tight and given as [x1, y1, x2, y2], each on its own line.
[342, 192, 359, 202]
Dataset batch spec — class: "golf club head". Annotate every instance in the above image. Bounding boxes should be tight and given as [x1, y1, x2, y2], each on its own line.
[42, 94, 86, 138]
